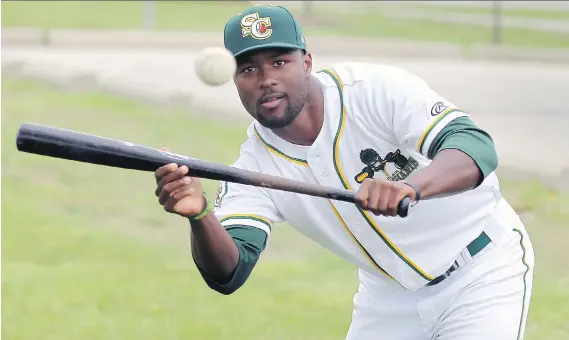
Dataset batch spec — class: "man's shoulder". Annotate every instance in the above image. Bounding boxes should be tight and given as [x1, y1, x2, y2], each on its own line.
[317, 62, 424, 89]
[239, 121, 262, 152]
[231, 122, 268, 167]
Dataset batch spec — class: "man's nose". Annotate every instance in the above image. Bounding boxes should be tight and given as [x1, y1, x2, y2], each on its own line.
[259, 68, 278, 89]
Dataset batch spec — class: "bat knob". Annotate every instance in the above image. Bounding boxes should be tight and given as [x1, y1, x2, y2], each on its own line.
[397, 196, 412, 218]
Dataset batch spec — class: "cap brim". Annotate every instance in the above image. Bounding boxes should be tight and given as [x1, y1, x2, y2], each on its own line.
[233, 42, 305, 58]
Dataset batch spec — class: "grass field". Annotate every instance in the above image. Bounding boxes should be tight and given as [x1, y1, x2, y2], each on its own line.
[2, 1, 569, 49]
[392, 3, 569, 20]
[2, 77, 568, 339]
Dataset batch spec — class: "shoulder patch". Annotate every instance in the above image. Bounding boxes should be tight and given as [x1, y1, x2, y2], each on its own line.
[214, 181, 229, 209]
[430, 102, 449, 116]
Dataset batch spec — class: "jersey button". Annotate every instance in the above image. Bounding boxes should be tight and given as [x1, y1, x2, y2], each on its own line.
[321, 169, 329, 177]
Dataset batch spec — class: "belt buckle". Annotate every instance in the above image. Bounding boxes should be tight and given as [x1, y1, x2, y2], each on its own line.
[426, 260, 459, 287]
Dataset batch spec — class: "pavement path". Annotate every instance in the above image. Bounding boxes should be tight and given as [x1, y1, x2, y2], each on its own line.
[3, 46, 568, 178]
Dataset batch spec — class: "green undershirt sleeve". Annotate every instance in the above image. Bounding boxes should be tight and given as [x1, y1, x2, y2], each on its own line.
[193, 224, 268, 295]
[427, 116, 498, 187]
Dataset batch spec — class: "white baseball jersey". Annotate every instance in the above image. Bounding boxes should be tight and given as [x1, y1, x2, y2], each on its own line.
[213, 62, 513, 291]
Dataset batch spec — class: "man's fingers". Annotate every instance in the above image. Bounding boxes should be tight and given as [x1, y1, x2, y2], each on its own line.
[158, 188, 172, 205]
[376, 185, 392, 216]
[386, 193, 400, 217]
[355, 179, 371, 209]
[158, 176, 191, 205]
[367, 181, 383, 214]
[155, 163, 178, 183]
[160, 166, 189, 187]
[171, 187, 195, 202]
[357, 179, 406, 216]
[162, 177, 192, 196]
[163, 188, 197, 212]
[155, 166, 189, 196]
[388, 185, 415, 217]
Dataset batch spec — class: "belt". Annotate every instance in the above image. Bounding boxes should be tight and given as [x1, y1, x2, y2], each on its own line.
[426, 231, 491, 287]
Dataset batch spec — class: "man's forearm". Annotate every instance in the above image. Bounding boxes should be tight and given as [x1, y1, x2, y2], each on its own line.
[406, 148, 481, 200]
[190, 212, 240, 282]
[191, 222, 268, 295]
[407, 117, 499, 200]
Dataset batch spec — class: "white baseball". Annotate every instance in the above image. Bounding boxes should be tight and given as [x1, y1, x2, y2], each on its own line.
[194, 47, 237, 86]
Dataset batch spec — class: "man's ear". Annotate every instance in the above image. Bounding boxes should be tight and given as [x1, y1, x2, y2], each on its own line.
[304, 51, 313, 75]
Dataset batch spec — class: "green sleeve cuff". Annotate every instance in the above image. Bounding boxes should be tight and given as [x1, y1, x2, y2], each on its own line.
[194, 225, 268, 295]
[428, 116, 498, 186]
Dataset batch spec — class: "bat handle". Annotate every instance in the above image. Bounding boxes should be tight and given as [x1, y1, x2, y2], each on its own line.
[397, 196, 412, 218]
[328, 190, 412, 218]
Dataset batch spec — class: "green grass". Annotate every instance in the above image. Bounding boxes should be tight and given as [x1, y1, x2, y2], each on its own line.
[1, 1, 250, 32]
[403, 3, 569, 21]
[2, 77, 568, 339]
[2, 1, 569, 49]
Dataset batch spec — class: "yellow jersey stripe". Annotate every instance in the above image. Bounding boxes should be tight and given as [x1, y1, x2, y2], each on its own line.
[254, 126, 308, 166]
[417, 108, 463, 155]
[329, 201, 400, 284]
[318, 69, 350, 189]
[218, 214, 272, 229]
[359, 210, 433, 280]
[321, 68, 434, 282]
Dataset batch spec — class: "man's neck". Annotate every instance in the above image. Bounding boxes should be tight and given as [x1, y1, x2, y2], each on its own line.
[270, 75, 324, 146]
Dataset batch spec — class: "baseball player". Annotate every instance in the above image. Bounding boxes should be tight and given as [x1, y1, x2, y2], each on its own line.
[154, 5, 534, 339]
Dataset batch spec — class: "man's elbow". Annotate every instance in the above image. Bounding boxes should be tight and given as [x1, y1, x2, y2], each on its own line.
[487, 143, 499, 173]
[206, 280, 246, 296]
[200, 265, 254, 296]
[470, 135, 499, 187]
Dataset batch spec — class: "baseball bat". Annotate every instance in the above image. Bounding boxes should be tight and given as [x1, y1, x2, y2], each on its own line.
[15, 122, 411, 217]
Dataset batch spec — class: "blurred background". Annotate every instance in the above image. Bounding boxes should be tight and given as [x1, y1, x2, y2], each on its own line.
[2, 1, 568, 339]
[3, 1, 569, 47]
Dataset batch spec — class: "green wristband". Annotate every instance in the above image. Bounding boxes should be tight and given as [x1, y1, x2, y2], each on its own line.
[188, 192, 211, 222]
[189, 206, 209, 221]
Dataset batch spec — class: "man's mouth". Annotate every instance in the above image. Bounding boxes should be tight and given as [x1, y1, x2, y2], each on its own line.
[260, 93, 285, 109]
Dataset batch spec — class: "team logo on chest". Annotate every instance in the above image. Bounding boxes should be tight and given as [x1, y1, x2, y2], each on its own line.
[241, 12, 272, 40]
[354, 148, 419, 183]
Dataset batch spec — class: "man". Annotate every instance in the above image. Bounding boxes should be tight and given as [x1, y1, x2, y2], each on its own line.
[154, 5, 534, 339]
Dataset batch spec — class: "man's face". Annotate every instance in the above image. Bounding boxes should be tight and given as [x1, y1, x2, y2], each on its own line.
[233, 48, 312, 129]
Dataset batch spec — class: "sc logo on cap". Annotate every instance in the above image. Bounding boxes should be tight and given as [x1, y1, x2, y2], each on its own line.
[241, 12, 272, 40]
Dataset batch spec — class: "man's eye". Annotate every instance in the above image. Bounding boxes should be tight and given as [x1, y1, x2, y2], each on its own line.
[241, 66, 255, 74]
[274, 60, 286, 67]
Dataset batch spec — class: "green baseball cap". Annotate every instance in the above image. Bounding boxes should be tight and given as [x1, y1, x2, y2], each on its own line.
[223, 5, 306, 58]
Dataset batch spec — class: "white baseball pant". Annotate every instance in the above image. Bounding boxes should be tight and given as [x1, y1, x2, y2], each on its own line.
[345, 225, 534, 340]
